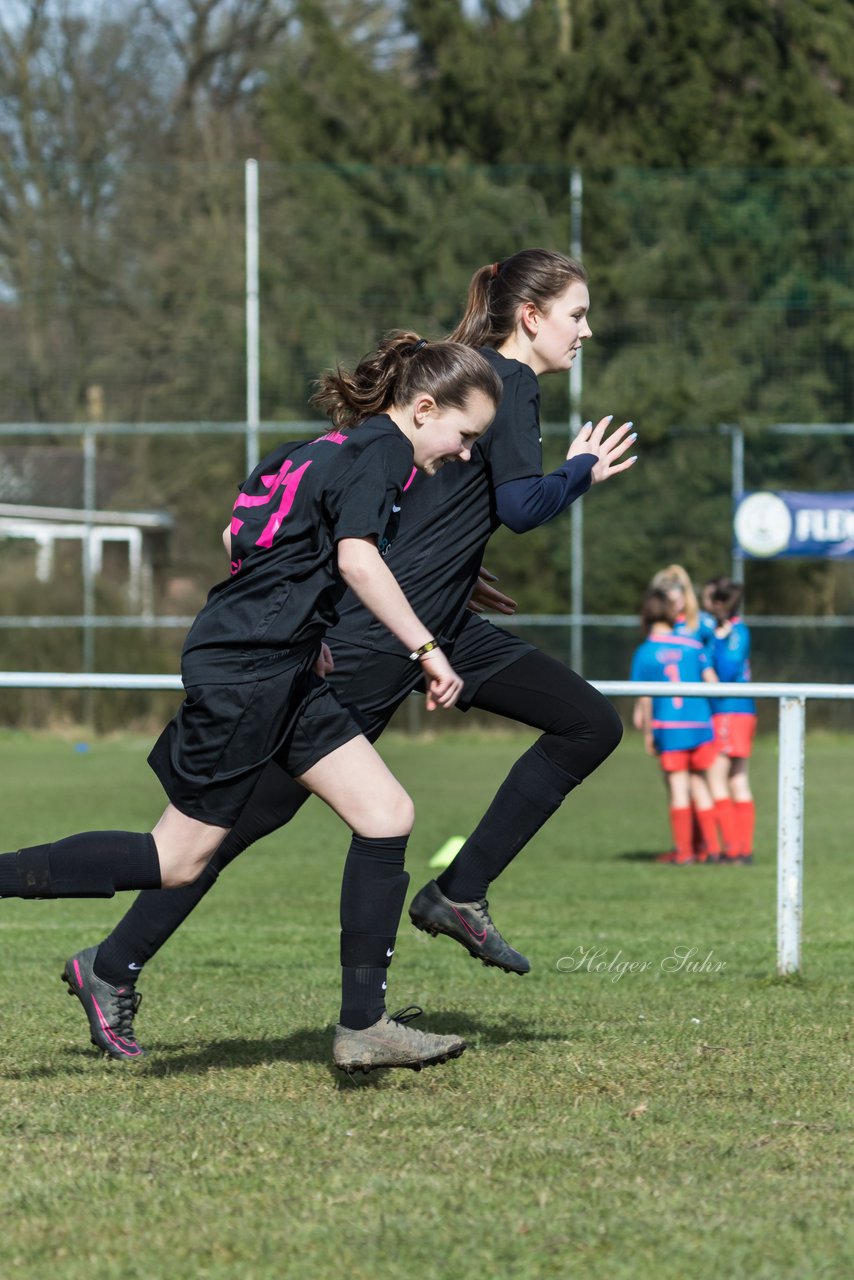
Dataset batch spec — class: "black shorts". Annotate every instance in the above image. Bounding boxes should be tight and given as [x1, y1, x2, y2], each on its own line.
[323, 611, 537, 739]
[148, 662, 362, 827]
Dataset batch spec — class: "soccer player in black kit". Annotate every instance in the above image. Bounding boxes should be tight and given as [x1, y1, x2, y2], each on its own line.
[57, 249, 638, 1064]
[0, 334, 503, 1073]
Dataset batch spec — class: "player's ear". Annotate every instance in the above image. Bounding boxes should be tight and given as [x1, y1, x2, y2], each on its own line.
[412, 394, 437, 426]
[519, 301, 539, 337]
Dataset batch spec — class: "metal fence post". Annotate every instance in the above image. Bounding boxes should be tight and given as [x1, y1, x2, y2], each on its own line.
[777, 695, 805, 975]
[245, 158, 260, 475]
[569, 167, 584, 674]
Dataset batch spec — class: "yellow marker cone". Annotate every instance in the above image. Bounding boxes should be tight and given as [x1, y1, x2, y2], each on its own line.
[428, 835, 466, 870]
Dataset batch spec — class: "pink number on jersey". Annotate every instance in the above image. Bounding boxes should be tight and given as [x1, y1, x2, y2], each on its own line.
[232, 457, 313, 550]
[663, 661, 683, 709]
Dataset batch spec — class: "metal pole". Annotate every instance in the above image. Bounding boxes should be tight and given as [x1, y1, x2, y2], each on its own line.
[732, 425, 744, 584]
[569, 167, 584, 673]
[82, 425, 96, 677]
[245, 158, 260, 475]
[777, 695, 805, 975]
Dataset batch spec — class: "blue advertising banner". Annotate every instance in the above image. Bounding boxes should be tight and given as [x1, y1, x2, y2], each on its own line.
[734, 491, 854, 559]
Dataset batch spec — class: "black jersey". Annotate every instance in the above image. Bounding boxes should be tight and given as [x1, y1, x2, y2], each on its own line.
[181, 415, 414, 683]
[330, 348, 546, 652]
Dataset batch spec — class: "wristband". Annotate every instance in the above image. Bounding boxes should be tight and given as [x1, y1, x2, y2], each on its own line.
[409, 639, 440, 662]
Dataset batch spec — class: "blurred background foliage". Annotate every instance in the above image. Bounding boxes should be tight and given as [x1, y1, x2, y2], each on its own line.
[1, 0, 854, 723]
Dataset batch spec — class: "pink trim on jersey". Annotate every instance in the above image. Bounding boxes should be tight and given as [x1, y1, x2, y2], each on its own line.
[652, 720, 714, 729]
[312, 430, 348, 445]
[648, 634, 703, 651]
[403, 466, 417, 491]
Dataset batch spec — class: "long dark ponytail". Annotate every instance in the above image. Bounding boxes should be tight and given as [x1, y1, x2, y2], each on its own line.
[449, 249, 587, 348]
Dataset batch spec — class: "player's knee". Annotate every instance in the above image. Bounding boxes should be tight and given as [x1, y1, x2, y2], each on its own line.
[361, 787, 415, 838]
[154, 842, 213, 889]
[596, 699, 624, 758]
[571, 696, 624, 762]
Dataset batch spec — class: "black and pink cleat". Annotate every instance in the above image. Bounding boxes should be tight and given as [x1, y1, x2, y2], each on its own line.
[61, 946, 146, 1061]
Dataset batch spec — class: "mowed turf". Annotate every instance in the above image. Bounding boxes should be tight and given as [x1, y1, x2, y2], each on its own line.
[0, 727, 851, 1280]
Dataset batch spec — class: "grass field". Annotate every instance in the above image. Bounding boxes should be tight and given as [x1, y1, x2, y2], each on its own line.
[1, 727, 851, 1280]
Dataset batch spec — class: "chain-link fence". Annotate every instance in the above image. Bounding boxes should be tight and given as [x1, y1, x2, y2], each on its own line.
[2, 164, 854, 728]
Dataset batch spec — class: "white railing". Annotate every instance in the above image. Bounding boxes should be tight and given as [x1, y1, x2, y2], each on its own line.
[2, 673, 850, 977]
[602, 681, 848, 980]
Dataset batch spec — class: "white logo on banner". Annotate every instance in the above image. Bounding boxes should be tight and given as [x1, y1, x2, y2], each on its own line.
[734, 492, 793, 557]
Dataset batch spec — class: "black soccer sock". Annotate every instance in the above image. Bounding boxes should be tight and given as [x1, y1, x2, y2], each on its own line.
[0, 832, 161, 899]
[437, 740, 579, 903]
[92, 759, 312, 985]
[339, 833, 410, 1031]
[94, 861, 221, 986]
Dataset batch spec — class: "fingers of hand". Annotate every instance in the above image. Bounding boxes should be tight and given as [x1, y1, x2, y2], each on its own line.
[604, 424, 636, 458]
[428, 674, 462, 708]
[590, 414, 613, 445]
[604, 457, 638, 476]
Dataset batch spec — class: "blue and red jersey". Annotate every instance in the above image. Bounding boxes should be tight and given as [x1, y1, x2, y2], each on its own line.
[673, 611, 717, 661]
[710, 618, 755, 714]
[631, 632, 714, 753]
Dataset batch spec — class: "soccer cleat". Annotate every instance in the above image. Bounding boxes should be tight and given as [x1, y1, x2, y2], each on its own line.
[408, 879, 530, 974]
[61, 946, 146, 1061]
[333, 1006, 466, 1074]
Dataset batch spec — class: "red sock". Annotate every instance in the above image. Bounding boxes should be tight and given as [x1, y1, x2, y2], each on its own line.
[696, 808, 721, 857]
[714, 798, 739, 858]
[691, 806, 705, 854]
[669, 808, 694, 861]
[733, 800, 755, 856]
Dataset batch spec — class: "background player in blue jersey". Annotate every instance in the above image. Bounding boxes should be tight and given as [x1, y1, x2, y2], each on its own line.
[59, 249, 638, 1060]
[651, 565, 707, 644]
[644, 564, 728, 858]
[631, 589, 720, 864]
[703, 577, 758, 864]
[0, 333, 504, 1074]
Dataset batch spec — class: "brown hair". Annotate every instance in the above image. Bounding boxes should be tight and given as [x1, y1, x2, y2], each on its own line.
[704, 576, 744, 624]
[311, 330, 503, 429]
[650, 564, 700, 633]
[641, 588, 676, 635]
[448, 249, 588, 348]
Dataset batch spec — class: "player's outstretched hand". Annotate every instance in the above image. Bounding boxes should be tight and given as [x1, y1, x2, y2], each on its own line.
[420, 648, 464, 710]
[567, 415, 638, 484]
[467, 566, 517, 616]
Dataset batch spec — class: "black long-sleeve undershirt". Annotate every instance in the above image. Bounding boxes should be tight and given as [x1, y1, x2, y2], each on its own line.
[494, 453, 597, 533]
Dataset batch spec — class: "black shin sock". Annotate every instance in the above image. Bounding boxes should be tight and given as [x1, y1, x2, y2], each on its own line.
[0, 832, 160, 899]
[339, 833, 409, 1031]
[94, 862, 221, 986]
[93, 759, 312, 985]
[437, 741, 579, 903]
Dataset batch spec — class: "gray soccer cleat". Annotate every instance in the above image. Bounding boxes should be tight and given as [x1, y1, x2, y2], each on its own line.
[61, 946, 146, 1061]
[409, 879, 531, 974]
[333, 1006, 466, 1074]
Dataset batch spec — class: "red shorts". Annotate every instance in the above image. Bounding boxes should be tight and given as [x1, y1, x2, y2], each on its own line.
[659, 739, 718, 773]
[713, 712, 757, 759]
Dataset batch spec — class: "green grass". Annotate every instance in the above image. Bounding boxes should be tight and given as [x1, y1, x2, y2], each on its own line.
[1, 728, 852, 1280]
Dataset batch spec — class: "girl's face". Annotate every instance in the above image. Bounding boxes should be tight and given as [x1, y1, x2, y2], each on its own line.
[667, 587, 686, 615]
[525, 281, 592, 376]
[412, 389, 496, 476]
